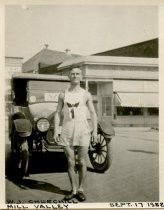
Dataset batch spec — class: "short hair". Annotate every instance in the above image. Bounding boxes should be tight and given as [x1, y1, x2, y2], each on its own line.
[69, 64, 81, 72]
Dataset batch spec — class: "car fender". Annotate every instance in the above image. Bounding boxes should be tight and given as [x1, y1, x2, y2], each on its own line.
[98, 119, 115, 138]
[9, 112, 26, 139]
[13, 119, 32, 137]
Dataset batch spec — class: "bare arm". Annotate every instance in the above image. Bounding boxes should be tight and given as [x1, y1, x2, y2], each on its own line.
[86, 92, 97, 141]
[54, 93, 64, 142]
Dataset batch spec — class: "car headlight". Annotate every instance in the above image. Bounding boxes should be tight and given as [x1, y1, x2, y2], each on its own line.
[36, 118, 50, 132]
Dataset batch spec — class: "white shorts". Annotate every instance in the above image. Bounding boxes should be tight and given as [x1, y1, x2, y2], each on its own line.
[59, 120, 91, 147]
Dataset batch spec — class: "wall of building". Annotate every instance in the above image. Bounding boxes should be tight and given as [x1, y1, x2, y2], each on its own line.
[85, 63, 158, 127]
[85, 65, 158, 80]
[5, 57, 23, 78]
[113, 80, 158, 93]
[5, 57, 23, 97]
[5, 57, 23, 130]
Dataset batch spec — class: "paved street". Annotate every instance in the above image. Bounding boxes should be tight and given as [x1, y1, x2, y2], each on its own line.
[5, 127, 159, 203]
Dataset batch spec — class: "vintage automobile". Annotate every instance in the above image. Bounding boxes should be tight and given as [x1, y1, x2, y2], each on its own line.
[8, 73, 115, 178]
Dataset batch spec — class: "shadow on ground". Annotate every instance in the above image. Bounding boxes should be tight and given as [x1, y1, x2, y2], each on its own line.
[29, 152, 68, 174]
[127, 149, 158, 155]
[5, 144, 68, 178]
[7, 178, 70, 196]
[5, 144, 97, 179]
[87, 167, 104, 173]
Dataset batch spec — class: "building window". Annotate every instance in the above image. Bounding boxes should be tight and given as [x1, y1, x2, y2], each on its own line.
[117, 107, 143, 116]
[147, 108, 159, 115]
[5, 102, 12, 113]
[102, 96, 112, 116]
[80, 82, 97, 95]
[88, 83, 97, 95]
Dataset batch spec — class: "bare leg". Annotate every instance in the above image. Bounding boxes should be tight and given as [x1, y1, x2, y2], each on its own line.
[64, 146, 77, 194]
[77, 146, 88, 191]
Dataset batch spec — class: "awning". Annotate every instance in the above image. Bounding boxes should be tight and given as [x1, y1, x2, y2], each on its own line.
[115, 92, 158, 107]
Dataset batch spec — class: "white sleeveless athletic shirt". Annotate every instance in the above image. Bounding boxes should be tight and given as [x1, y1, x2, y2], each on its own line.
[59, 88, 91, 147]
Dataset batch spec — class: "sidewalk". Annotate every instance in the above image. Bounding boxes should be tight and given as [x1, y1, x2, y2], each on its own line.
[114, 126, 158, 132]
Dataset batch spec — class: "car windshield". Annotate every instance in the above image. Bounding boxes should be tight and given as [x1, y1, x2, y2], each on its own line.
[28, 80, 69, 118]
[28, 80, 69, 104]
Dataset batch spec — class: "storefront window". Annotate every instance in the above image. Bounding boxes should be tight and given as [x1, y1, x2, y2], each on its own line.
[117, 107, 143, 116]
[147, 108, 159, 115]
[102, 96, 112, 116]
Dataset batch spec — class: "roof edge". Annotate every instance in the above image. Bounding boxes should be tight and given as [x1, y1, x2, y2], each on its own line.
[58, 55, 158, 70]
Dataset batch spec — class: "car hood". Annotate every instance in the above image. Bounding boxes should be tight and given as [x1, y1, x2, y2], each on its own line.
[29, 103, 57, 119]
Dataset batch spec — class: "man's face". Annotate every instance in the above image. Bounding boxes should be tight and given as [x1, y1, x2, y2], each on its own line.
[68, 68, 82, 84]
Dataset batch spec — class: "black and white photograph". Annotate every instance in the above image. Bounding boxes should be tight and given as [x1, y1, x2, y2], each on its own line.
[1, 0, 164, 209]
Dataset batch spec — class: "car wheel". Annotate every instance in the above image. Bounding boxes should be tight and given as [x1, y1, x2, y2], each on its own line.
[89, 132, 112, 173]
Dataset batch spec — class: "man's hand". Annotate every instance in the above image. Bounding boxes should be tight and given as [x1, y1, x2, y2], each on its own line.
[53, 132, 60, 144]
[53, 93, 64, 144]
[91, 131, 97, 146]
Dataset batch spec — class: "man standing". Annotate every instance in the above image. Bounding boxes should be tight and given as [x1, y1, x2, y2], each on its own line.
[54, 66, 97, 201]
